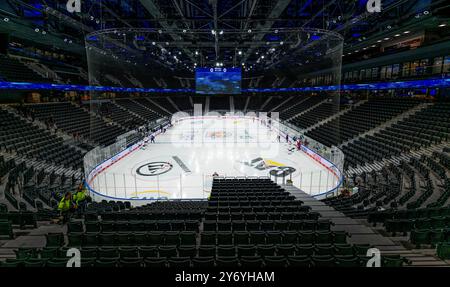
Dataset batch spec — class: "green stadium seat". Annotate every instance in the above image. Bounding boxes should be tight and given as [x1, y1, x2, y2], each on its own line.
[120, 258, 143, 267]
[178, 245, 197, 258]
[180, 231, 196, 245]
[191, 257, 214, 268]
[40, 247, 59, 259]
[335, 255, 361, 267]
[95, 259, 118, 267]
[45, 233, 64, 247]
[312, 255, 336, 267]
[287, 255, 311, 267]
[144, 257, 167, 268]
[437, 243, 450, 260]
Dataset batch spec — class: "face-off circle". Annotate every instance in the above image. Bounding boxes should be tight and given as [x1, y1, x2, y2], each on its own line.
[136, 162, 173, 176]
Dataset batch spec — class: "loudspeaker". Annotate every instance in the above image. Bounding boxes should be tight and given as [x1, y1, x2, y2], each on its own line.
[0, 33, 10, 54]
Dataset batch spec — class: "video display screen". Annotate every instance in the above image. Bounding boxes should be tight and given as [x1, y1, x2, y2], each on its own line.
[195, 67, 241, 94]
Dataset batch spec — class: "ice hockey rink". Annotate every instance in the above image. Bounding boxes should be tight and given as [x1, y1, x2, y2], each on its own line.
[87, 117, 342, 202]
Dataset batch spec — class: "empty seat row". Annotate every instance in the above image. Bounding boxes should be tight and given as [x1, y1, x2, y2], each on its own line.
[202, 219, 331, 231]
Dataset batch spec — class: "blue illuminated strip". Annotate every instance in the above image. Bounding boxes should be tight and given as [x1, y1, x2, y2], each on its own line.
[0, 81, 194, 93]
[0, 78, 449, 93]
[244, 78, 450, 92]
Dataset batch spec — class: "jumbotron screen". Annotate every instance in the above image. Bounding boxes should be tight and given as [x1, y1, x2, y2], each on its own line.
[195, 67, 241, 94]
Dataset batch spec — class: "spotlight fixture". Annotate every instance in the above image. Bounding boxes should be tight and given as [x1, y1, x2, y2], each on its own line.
[247, 29, 252, 33]
[182, 29, 187, 33]
[280, 41, 284, 45]
[403, 31, 411, 34]
[3, 18, 9, 22]
[219, 30, 223, 35]
[152, 41, 156, 45]
[195, 51, 199, 55]
[35, 28, 40, 32]
[211, 30, 216, 35]
[238, 51, 242, 55]
[439, 23, 447, 27]
[394, 34, 400, 37]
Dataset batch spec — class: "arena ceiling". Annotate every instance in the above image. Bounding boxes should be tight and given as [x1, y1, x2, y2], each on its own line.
[0, 0, 448, 72]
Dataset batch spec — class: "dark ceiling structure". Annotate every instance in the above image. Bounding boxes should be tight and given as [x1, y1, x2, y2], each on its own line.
[0, 0, 449, 73]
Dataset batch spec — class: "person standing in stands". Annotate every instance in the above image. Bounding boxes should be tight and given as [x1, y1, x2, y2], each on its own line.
[74, 184, 87, 215]
[58, 192, 75, 224]
[285, 133, 289, 143]
[150, 134, 155, 143]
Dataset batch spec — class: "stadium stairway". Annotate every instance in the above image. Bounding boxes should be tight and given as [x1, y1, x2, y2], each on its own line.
[268, 96, 295, 113]
[144, 98, 173, 116]
[6, 105, 80, 147]
[302, 100, 367, 133]
[283, 185, 450, 266]
[0, 222, 65, 262]
[346, 140, 450, 176]
[166, 97, 181, 112]
[285, 98, 329, 122]
[340, 102, 432, 147]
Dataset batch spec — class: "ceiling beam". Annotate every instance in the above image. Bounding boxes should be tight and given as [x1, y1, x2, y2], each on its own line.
[242, 0, 292, 63]
[219, 0, 249, 19]
[138, 0, 196, 62]
[211, 0, 219, 59]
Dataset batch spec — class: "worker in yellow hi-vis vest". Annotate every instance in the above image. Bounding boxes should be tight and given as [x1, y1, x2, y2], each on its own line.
[58, 192, 75, 224]
[74, 184, 87, 215]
